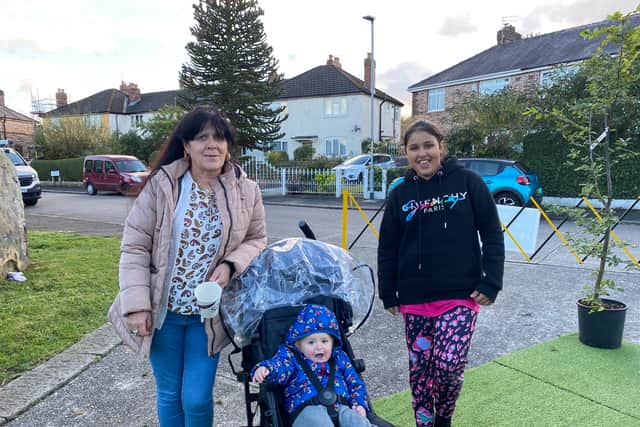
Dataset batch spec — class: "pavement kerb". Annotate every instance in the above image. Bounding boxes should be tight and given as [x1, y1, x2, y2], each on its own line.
[0, 325, 122, 425]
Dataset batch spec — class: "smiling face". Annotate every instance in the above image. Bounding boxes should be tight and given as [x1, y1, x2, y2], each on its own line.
[295, 332, 334, 363]
[184, 125, 228, 178]
[405, 130, 444, 180]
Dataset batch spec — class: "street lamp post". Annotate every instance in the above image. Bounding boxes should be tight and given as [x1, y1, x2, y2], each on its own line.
[363, 15, 375, 199]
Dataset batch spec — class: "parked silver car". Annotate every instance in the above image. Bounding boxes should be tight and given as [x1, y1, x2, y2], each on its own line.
[332, 153, 395, 181]
[2, 147, 42, 206]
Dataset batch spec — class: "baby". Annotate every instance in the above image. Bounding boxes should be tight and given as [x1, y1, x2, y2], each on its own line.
[252, 304, 375, 427]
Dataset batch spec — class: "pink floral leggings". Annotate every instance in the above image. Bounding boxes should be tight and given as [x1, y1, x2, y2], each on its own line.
[404, 307, 477, 426]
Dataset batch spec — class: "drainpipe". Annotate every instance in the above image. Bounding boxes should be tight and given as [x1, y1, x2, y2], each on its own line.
[378, 95, 387, 144]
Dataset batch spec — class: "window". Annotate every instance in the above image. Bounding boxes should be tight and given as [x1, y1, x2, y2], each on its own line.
[325, 98, 347, 116]
[105, 162, 116, 174]
[373, 154, 392, 165]
[540, 65, 579, 87]
[94, 160, 103, 173]
[324, 138, 346, 157]
[467, 160, 502, 176]
[427, 88, 445, 112]
[130, 114, 144, 127]
[84, 160, 93, 173]
[270, 141, 288, 152]
[479, 78, 510, 95]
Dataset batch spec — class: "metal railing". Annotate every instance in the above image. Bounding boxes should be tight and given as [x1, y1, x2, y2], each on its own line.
[240, 159, 389, 200]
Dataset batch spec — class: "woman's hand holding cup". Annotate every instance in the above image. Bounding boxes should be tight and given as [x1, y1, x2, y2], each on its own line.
[208, 262, 232, 287]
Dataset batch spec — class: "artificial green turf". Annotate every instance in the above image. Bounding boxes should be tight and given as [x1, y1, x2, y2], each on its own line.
[496, 334, 640, 419]
[373, 335, 640, 426]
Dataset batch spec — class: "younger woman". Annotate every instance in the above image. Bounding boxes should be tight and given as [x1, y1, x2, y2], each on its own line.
[377, 121, 504, 427]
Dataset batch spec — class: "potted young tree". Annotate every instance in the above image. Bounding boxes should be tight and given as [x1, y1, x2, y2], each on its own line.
[534, 8, 640, 349]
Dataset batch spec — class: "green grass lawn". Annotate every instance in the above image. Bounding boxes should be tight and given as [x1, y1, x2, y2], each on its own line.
[0, 231, 120, 385]
[374, 335, 640, 426]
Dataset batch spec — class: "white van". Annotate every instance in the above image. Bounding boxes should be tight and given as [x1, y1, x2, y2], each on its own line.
[2, 147, 42, 206]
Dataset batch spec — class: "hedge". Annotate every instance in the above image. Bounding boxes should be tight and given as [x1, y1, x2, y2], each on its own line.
[31, 157, 84, 182]
[521, 131, 640, 198]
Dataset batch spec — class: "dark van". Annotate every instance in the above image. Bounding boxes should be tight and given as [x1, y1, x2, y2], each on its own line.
[83, 154, 149, 196]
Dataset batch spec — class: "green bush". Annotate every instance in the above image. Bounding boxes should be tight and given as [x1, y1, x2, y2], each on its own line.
[521, 131, 640, 198]
[384, 167, 408, 186]
[293, 144, 314, 161]
[314, 172, 336, 193]
[31, 158, 84, 182]
[287, 156, 342, 169]
[267, 150, 289, 164]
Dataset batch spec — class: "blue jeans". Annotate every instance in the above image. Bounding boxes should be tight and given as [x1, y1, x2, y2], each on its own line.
[293, 405, 375, 427]
[150, 311, 220, 427]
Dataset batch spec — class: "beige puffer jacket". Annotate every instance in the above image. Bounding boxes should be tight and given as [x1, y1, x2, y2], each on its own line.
[108, 158, 267, 356]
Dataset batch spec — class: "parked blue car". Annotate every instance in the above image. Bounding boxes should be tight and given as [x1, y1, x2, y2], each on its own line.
[388, 158, 543, 207]
[459, 158, 543, 207]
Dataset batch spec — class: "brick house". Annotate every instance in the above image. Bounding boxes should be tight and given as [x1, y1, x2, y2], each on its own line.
[408, 14, 640, 133]
[43, 83, 179, 136]
[0, 90, 38, 159]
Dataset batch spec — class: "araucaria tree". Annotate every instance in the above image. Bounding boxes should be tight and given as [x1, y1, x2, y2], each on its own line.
[179, 0, 286, 156]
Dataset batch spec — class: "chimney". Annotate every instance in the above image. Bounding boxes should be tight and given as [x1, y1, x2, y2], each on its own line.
[0, 89, 4, 107]
[497, 24, 522, 45]
[267, 69, 279, 84]
[56, 89, 68, 108]
[364, 53, 375, 90]
[326, 54, 342, 69]
[120, 81, 142, 103]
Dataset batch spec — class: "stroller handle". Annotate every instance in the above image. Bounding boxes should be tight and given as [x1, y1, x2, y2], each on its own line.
[298, 220, 317, 240]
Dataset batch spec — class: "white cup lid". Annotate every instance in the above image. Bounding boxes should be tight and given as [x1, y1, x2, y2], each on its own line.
[195, 281, 222, 306]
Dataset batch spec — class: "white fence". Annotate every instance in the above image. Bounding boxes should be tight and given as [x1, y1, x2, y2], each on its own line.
[240, 159, 389, 200]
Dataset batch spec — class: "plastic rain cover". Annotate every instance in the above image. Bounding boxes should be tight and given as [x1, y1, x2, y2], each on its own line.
[220, 238, 375, 347]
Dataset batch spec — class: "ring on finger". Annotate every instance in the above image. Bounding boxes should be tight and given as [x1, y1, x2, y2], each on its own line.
[130, 329, 139, 336]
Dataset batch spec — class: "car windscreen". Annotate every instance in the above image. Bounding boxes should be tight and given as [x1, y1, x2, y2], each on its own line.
[116, 160, 147, 173]
[343, 156, 368, 166]
[2, 149, 26, 166]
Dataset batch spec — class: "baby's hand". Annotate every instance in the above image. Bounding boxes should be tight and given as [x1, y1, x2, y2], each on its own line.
[252, 366, 270, 383]
[352, 405, 366, 417]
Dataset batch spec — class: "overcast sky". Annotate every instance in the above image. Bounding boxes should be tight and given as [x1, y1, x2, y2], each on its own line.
[2, 0, 638, 117]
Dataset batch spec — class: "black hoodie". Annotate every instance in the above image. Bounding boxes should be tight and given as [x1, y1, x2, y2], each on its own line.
[377, 157, 504, 309]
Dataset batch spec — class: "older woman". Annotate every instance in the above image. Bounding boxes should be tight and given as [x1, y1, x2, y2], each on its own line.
[109, 107, 267, 427]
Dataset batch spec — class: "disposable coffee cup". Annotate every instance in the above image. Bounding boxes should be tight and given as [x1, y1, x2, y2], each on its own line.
[194, 281, 222, 322]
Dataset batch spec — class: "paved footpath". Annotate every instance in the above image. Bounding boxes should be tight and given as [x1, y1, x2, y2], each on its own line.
[2, 194, 639, 426]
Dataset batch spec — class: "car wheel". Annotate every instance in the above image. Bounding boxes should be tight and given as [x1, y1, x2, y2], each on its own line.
[494, 192, 522, 207]
[24, 199, 38, 206]
[86, 183, 97, 195]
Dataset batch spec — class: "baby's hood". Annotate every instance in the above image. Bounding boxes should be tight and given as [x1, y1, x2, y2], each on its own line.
[285, 304, 342, 348]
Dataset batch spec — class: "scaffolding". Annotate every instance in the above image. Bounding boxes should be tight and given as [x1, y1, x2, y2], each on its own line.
[30, 90, 57, 115]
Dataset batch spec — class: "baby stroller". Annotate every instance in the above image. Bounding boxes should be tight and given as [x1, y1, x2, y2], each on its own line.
[221, 228, 395, 427]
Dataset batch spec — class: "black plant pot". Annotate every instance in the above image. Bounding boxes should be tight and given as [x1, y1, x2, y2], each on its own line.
[577, 298, 628, 349]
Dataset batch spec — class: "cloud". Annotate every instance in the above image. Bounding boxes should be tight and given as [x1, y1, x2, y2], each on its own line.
[18, 80, 34, 95]
[438, 14, 478, 37]
[0, 39, 48, 57]
[519, 0, 639, 35]
[377, 62, 432, 114]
